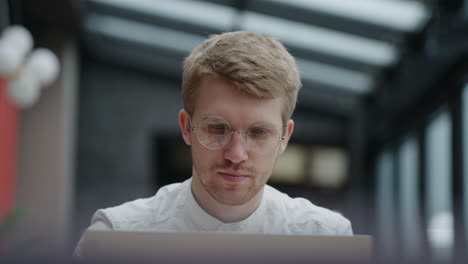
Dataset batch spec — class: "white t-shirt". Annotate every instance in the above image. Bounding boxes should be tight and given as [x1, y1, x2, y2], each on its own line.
[74, 178, 352, 256]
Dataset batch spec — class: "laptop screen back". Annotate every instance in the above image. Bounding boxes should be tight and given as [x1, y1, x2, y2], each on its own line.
[83, 230, 372, 263]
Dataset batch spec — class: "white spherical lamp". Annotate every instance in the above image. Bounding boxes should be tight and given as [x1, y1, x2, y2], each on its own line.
[27, 48, 60, 87]
[1, 25, 33, 59]
[0, 40, 23, 76]
[0, 25, 33, 76]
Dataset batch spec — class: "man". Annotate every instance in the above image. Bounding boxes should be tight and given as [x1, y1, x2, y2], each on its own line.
[74, 31, 352, 256]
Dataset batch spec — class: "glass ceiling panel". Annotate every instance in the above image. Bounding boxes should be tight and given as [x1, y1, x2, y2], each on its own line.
[296, 58, 373, 94]
[265, 0, 430, 32]
[88, 0, 237, 32]
[241, 11, 398, 67]
[85, 13, 375, 94]
[85, 14, 205, 54]
[84, 1, 383, 94]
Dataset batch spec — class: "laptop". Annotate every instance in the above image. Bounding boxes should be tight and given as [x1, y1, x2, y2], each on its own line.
[83, 230, 372, 263]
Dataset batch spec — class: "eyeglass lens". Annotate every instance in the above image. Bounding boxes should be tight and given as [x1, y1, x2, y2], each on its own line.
[195, 117, 281, 153]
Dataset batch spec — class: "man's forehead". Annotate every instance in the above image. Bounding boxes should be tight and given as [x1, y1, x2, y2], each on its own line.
[192, 75, 284, 119]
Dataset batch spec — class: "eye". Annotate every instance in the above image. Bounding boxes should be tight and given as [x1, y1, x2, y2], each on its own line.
[248, 127, 271, 138]
[207, 124, 227, 135]
[251, 128, 266, 134]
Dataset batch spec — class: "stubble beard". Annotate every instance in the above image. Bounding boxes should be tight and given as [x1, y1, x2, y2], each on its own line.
[194, 159, 264, 206]
[192, 146, 281, 206]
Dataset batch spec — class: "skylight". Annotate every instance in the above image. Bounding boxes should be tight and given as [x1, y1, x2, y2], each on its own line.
[265, 0, 430, 32]
[241, 11, 398, 67]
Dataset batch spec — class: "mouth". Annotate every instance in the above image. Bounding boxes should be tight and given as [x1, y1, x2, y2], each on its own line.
[218, 172, 248, 183]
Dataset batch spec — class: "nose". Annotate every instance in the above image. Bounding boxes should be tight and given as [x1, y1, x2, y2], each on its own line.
[224, 132, 248, 163]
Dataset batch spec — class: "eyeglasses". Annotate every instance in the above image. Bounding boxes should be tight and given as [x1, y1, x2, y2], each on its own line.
[189, 116, 285, 154]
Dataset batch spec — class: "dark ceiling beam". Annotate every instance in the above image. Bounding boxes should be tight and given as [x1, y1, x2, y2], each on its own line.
[197, 0, 237, 8]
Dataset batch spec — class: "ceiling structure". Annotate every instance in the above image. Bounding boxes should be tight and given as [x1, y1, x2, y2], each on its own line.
[80, 0, 432, 117]
[12, 0, 468, 137]
[16, 0, 468, 145]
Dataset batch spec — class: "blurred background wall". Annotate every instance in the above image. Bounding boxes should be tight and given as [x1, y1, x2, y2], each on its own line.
[0, 0, 468, 262]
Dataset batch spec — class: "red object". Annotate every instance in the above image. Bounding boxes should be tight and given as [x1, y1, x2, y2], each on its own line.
[0, 77, 17, 222]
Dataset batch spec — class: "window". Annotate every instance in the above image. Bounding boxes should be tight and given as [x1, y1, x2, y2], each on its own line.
[271, 144, 307, 184]
[271, 144, 348, 188]
[398, 136, 421, 260]
[425, 109, 453, 261]
[376, 149, 396, 257]
[308, 146, 348, 188]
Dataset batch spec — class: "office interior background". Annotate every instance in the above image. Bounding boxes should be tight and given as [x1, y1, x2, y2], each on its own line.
[1, 0, 468, 262]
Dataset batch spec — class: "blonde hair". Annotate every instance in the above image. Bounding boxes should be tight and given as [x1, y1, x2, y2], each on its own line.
[182, 31, 302, 123]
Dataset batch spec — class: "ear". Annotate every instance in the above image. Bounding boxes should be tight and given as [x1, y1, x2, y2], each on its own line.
[278, 119, 294, 155]
[178, 109, 192, 146]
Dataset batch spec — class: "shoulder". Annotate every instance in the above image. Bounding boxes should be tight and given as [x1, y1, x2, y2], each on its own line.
[91, 180, 189, 230]
[263, 185, 353, 235]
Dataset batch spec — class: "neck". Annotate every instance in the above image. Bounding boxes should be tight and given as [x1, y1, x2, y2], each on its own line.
[190, 174, 263, 223]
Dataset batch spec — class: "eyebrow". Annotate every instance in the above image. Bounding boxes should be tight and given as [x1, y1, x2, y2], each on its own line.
[200, 115, 281, 128]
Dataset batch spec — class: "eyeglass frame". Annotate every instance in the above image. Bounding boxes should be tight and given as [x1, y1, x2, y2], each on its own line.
[188, 115, 287, 152]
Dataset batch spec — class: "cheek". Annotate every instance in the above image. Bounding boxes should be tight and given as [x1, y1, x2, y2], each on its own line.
[253, 152, 279, 174]
[191, 144, 221, 169]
